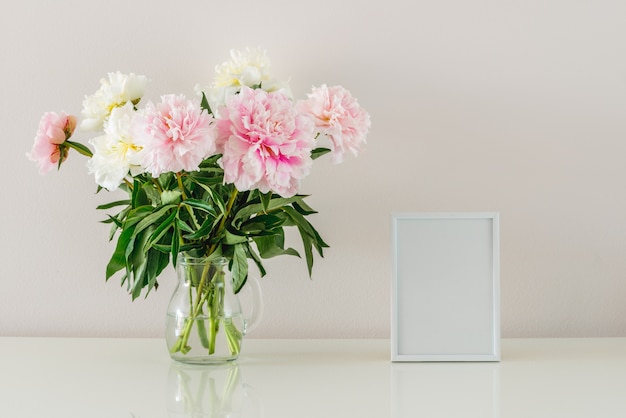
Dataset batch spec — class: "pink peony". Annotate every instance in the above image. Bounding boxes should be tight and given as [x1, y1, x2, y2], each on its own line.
[298, 84, 370, 163]
[133, 94, 218, 176]
[27, 112, 77, 174]
[217, 86, 315, 197]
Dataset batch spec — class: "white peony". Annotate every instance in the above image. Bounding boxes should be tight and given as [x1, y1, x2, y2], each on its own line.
[80, 71, 148, 131]
[199, 48, 293, 114]
[200, 85, 240, 117]
[86, 103, 143, 191]
[213, 47, 271, 89]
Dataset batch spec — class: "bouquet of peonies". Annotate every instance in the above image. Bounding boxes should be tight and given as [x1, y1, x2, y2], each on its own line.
[27, 48, 370, 357]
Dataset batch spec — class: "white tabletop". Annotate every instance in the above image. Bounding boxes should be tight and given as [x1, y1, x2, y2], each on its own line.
[1, 337, 625, 417]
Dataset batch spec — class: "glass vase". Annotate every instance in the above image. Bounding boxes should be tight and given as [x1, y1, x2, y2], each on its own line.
[165, 256, 262, 364]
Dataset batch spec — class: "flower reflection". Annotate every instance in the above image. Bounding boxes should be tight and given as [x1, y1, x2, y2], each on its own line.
[167, 361, 261, 418]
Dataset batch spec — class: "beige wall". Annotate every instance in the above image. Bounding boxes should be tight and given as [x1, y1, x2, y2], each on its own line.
[3, 0, 626, 338]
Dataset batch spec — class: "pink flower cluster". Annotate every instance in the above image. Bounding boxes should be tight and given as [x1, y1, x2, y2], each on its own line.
[28, 72, 371, 199]
[217, 87, 315, 198]
[298, 84, 371, 163]
[27, 112, 77, 174]
[133, 94, 218, 177]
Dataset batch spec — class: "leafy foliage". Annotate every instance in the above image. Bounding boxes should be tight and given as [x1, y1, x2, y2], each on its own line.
[102, 153, 329, 299]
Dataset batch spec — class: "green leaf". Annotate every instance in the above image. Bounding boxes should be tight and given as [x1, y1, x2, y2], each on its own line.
[124, 206, 154, 228]
[293, 200, 318, 215]
[102, 214, 123, 227]
[311, 147, 331, 160]
[253, 234, 300, 259]
[231, 244, 248, 293]
[144, 251, 160, 296]
[107, 206, 131, 240]
[131, 179, 149, 207]
[157, 172, 175, 189]
[282, 207, 316, 240]
[182, 198, 216, 215]
[96, 200, 131, 210]
[246, 244, 267, 277]
[129, 226, 153, 300]
[224, 228, 248, 245]
[142, 248, 169, 297]
[298, 227, 315, 276]
[190, 174, 223, 185]
[65, 140, 93, 158]
[171, 222, 180, 267]
[260, 192, 272, 213]
[133, 204, 177, 237]
[106, 224, 135, 280]
[153, 242, 200, 253]
[234, 195, 305, 221]
[200, 91, 213, 114]
[176, 218, 195, 234]
[161, 190, 181, 205]
[281, 206, 329, 276]
[192, 182, 227, 214]
[204, 245, 223, 263]
[183, 215, 218, 240]
[143, 184, 162, 206]
[198, 153, 222, 168]
[155, 249, 170, 276]
[145, 208, 178, 251]
[240, 214, 284, 234]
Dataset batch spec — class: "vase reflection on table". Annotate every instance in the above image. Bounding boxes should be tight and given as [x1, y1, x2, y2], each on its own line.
[167, 361, 262, 418]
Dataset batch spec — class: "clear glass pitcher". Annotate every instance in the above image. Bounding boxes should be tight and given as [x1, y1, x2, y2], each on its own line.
[165, 256, 262, 364]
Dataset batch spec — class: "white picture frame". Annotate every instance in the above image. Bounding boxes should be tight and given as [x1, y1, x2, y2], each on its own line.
[391, 212, 500, 362]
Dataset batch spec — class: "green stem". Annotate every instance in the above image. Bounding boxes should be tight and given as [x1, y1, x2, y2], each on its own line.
[176, 172, 188, 200]
[192, 266, 210, 350]
[207, 188, 239, 256]
[171, 260, 220, 355]
[170, 187, 242, 357]
[151, 177, 163, 193]
[197, 311, 210, 350]
[224, 318, 242, 355]
[209, 288, 218, 354]
[177, 172, 204, 230]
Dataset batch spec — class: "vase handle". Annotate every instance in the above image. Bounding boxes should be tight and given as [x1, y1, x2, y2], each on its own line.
[241, 275, 263, 335]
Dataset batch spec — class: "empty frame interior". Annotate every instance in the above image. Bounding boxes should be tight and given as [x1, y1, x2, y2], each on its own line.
[392, 213, 500, 361]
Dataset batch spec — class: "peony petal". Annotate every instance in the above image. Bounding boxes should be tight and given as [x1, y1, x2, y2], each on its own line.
[215, 87, 314, 196]
[46, 126, 66, 145]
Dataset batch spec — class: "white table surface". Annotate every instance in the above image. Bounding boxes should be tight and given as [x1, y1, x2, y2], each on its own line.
[1, 337, 625, 417]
